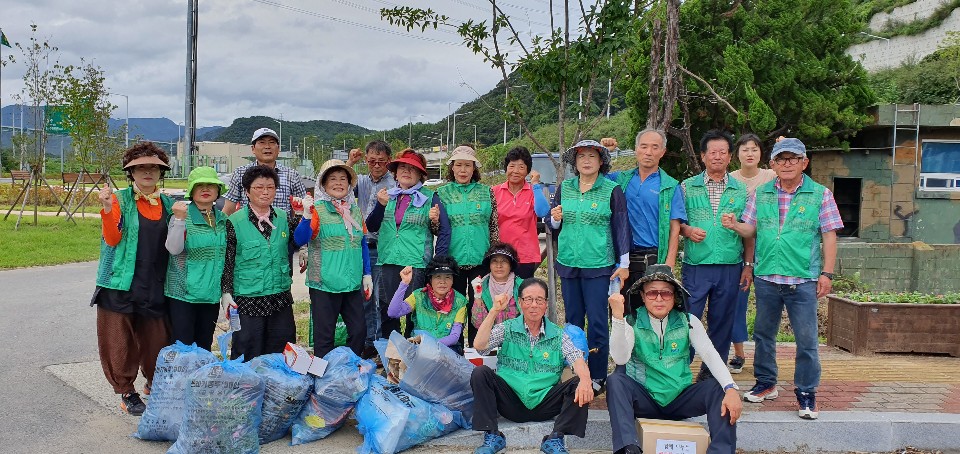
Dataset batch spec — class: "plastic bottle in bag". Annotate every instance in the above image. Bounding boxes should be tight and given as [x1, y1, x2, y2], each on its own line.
[249, 353, 313, 444]
[134, 341, 217, 441]
[290, 347, 374, 445]
[390, 331, 475, 427]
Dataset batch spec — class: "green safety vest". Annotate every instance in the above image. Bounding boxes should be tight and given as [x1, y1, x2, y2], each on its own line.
[616, 168, 679, 264]
[228, 207, 292, 297]
[754, 178, 826, 279]
[626, 309, 692, 407]
[479, 275, 524, 315]
[96, 187, 173, 290]
[377, 188, 435, 268]
[306, 200, 364, 293]
[164, 203, 227, 303]
[412, 289, 467, 340]
[682, 173, 748, 265]
[437, 182, 492, 267]
[556, 176, 616, 269]
[496, 317, 566, 409]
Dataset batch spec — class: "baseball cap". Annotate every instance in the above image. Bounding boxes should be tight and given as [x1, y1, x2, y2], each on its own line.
[251, 128, 279, 144]
[770, 138, 807, 159]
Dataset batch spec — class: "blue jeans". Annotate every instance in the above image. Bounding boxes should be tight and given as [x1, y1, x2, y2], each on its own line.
[731, 287, 750, 344]
[752, 278, 821, 393]
[560, 275, 611, 380]
[683, 263, 741, 364]
[365, 245, 382, 347]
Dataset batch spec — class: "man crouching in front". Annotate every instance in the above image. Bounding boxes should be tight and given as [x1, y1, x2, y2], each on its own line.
[471, 277, 593, 454]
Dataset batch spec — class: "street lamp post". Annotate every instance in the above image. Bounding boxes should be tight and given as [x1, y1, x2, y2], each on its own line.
[452, 112, 472, 148]
[408, 114, 424, 147]
[448, 101, 466, 151]
[466, 124, 477, 145]
[273, 114, 283, 153]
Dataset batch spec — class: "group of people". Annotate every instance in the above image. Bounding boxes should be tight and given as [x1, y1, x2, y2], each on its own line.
[92, 124, 841, 454]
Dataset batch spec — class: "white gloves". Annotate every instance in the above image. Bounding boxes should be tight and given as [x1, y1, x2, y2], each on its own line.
[301, 195, 314, 219]
[362, 275, 373, 300]
[221, 292, 235, 309]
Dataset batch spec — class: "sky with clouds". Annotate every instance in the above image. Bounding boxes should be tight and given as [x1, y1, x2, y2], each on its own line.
[1, 0, 571, 130]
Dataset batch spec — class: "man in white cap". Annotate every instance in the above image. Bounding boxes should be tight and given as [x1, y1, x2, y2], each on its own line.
[223, 127, 306, 217]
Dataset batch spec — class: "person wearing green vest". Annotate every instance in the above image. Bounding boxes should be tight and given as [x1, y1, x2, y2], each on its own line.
[677, 130, 750, 381]
[220, 165, 302, 360]
[470, 242, 524, 333]
[722, 138, 843, 420]
[366, 148, 451, 340]
[434, 145, 500, 342]
[606, 265, 741, 454]
[607, 129, 687, 314]
[387, 255, 467, 352]
[293, 159, 373, 358]
[92, 142, 174, 416]
[549, 139, 630, 387]
[164, 166, 228, 352]
[471, 278, 593, 454]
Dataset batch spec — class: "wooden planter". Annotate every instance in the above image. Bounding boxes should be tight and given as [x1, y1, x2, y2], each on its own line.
[826, 295, 960, 357]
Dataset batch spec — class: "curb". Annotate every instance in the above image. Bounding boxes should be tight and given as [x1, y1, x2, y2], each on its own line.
[426, 410, 960, 452]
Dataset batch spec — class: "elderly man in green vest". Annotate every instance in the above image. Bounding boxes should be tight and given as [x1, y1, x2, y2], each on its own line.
[678, 130, 750, 380]
[607, 129, 687, 313]
[471, 278, 593, 454]
[606, 264, 741, 454]
[722, 138, 843, 420]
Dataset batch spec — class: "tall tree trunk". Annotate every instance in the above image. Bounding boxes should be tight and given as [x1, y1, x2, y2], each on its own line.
[645, 2, 663, 129]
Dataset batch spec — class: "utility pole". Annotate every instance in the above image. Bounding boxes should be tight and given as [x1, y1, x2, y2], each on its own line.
[184, 0, 198, 175]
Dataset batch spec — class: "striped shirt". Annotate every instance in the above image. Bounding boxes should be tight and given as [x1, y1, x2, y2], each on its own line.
[224, 162, 306, 218]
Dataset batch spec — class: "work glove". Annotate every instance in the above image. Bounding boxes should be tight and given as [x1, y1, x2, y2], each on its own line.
[362, 275, 373, 300]
[301, 195, 314, 219]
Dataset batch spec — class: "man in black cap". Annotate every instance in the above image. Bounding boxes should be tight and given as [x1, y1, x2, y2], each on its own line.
[605, 264, 741, 454]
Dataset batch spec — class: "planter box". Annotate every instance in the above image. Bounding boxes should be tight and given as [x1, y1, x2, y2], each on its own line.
[826, 295, 960, 357]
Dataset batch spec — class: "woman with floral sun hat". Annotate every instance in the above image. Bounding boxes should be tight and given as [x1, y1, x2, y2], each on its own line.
[164, 166, 228, 352]
[92, 142, 175, 416]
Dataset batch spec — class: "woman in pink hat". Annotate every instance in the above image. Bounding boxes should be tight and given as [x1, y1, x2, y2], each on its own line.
[92, 142, 175, 416]
[434, 145, 499, 342]
[365, 148, 451, 340]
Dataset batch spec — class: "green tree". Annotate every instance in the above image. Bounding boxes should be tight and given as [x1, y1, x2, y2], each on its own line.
[50, 60, 119, 174]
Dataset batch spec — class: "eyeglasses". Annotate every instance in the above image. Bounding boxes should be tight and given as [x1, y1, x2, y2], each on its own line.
[367, 159, 390, 167]
[773, 156, 804, 165]
[644, 289, 675, 300]
[520, 296, 548, 306]
[249, 185, 276, 192]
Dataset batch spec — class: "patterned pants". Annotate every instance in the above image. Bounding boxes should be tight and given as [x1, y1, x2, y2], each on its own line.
[96, 307, 171, 394]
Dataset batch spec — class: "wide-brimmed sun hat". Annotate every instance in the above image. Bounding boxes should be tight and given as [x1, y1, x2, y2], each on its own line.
[317, 159, 358, 187]
[446, 145, 482, 168]
[561, 139, 611, 169]
[387, 148, 428, 174]
[185, 166, 226, 200]
[626, 264, 690, 313]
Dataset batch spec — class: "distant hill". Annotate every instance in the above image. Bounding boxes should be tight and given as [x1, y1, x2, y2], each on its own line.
[214, 116, 373, 146]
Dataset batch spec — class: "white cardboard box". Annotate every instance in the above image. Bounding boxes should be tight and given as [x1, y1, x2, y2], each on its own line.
[283, 342, 328, 377]
[463, 347, 498, 369]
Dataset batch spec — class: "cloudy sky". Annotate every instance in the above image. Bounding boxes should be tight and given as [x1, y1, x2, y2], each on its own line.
[1, 0, 572, 131]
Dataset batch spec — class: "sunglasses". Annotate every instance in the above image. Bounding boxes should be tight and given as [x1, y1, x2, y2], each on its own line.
[644, 289, 675, 300]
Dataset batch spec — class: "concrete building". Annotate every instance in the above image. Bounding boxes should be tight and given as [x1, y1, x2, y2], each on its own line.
[173, 140, 314, 179]
[809, 104, 960, 245]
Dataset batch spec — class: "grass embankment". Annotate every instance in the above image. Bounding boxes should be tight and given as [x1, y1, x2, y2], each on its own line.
[0, 216, 102, 269]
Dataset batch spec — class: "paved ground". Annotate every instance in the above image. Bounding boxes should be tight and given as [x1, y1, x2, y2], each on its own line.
[2, 261, 960, 453]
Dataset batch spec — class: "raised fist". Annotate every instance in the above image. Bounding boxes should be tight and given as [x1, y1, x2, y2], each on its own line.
[376, 188, 389, 206]
[492, 293, 509, 313]
[429, 204, 440, 224]
[550, 204, 563, 222]
[172, 201, 189, 220]
[399, 266, 414, 285]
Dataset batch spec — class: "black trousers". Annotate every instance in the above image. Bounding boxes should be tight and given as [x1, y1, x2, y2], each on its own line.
[515, 263, 539, 280]
[309, 288, 366, 358]
[470, 365, 588, 438]
[378, 264, 425, 339]
[606, 367, 735, 454]
[621, 248, 658, 314]
[230, 305, 296, 360]
[167, 297, 219, 352]
[452, 265, 487, 345]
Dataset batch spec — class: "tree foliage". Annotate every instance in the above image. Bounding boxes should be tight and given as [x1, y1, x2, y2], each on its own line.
[50, 61, 121, 173]
[869, 31, 960, 105]
[11, 24, 61, 169]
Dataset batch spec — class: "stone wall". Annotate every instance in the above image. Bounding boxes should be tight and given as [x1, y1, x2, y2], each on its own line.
[836, 242, 960, 293]
[847, 2, 960, 71]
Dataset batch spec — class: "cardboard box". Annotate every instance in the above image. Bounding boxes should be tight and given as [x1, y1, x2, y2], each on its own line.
[636, 418, 709, 454]
[463, 347, 498, 369]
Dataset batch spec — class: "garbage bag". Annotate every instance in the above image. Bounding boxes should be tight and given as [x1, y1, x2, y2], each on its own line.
[356, 374, 465, 454]
[168, 332, 265, 454]
[563, 323, 589, 364]
[389, 331, 474, 427]
[249, 353, 313, 444]
[134, 341, 217, 441]
[290, 347, 375, 445]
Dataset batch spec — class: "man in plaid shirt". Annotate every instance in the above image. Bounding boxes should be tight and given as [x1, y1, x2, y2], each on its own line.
[723, 137, 843, 421]
[223, 127, 307, 217]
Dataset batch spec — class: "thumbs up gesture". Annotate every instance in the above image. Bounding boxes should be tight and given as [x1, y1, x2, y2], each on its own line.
[99, 180, 114, 212]
[429, 203, 440, 224]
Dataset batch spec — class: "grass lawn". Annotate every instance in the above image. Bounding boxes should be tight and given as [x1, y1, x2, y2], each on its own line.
[0, 216, 102, 269]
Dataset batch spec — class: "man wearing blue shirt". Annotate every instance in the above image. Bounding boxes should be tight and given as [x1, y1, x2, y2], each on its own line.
[608, 129, 686, 312]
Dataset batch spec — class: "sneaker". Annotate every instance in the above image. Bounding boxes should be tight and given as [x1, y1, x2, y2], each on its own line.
[120, 392, 146, 416]
[743, 382, 779, 403]
[728, 355, 745, 374]
[615, 444, 642, 454]
[796, 389, 819, 420]
[474, 431, 506, 454]
[540, 433, 568, 454]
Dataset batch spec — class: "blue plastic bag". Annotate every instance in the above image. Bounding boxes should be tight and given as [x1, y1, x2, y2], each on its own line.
[134, 341, 217, 441]
[249, 353, 313, 444]
[168, 332, 265, 454]
[390, 331, 475, 427]
[356, 374, 465, 454]
[563, 323, 589, 364]
[290, 347, 374, 445]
